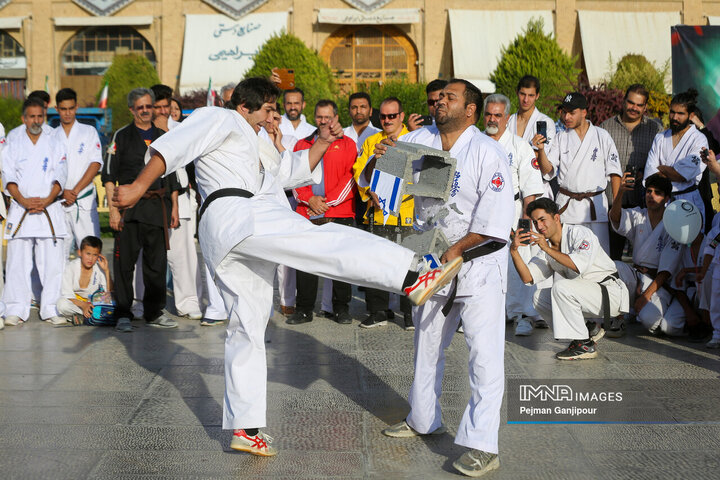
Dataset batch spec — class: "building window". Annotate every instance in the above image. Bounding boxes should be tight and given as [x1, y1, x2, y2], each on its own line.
[321, 26, 417, 92]
[0, 30, 26, 98]
[61, 26, 155, 76]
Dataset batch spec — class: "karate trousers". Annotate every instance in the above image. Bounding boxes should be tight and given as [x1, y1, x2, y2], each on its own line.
[63, 206, 100, 259]
[506, 245, 538, 319]
[2, 237, 64, 320]
[406, 262, 505, 454]
[615, 262, 683, 335]
[710, 273, 720, 342]
[168, 216, 202, 317]
[534, 277, 625, 340]
[57, 297, 83, 316]
[212, 195, 415, 429]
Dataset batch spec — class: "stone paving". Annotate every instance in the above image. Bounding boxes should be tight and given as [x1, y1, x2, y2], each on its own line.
[1, 245, 720, 478]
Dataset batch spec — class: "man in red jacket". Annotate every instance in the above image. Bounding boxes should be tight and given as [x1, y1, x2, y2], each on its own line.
[288, 100, 358, 325]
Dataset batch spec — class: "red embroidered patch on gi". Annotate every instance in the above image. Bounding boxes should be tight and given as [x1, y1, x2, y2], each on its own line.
[579, 240, 590, 250]
[490, 172, 505, 192]
[531, 157, 540, 169]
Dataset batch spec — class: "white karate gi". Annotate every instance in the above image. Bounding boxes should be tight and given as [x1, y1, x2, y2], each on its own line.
[529, 224, 629, 340]
[703, 225, 720, 342]
[546, 122, 622, 252]
[398, 124, 514, 454]
[1, 129, 67, 320]
[52, 121, 102, 258]
[343, 124, 381, 155]
[279, 113, 315, 142]
[57, 258, 108, 316]
[508, 107, 556, 198]
[612, 208, 683, 334]
[643, 126, 708, 222]
[495, 129, 545, 320]
[0, 123, 6, 294]
[148, 107, 416, 429]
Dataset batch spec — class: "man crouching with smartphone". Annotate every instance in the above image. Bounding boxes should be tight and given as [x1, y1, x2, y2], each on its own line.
[511, 198, 629, 360]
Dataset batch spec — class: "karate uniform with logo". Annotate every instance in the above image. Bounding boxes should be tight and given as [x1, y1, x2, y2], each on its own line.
[494, 129, 545, 321]
[612, 207, 683, 334]
[57, 258, 109, 316]
[148, 107, 416, 429]
[643, 126, 708, 222]
[529, 224, 629, 340]
[1, 129, 67, 321]
[508, 107, 556, 198]
[52, 121, 102, 258]
[546, 122, 622, 252]
[399, 124, 514, 454]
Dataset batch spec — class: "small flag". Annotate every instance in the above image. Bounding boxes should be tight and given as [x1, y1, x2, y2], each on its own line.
[370, 169, 403, 225]
[98, 83, 109, 109]
[206, 77, 216, 107]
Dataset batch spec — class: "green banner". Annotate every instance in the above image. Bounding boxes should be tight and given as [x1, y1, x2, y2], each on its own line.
[671, 25, 720, 121]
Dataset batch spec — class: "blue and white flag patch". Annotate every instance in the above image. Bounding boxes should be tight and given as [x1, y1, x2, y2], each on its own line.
[370, 169, 403, 225]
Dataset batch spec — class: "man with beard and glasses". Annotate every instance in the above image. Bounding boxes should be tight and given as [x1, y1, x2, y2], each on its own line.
[644, 89, 709, 226]
[1, 97, 68, 327]
[343, 92, 380, 155]
[279, 88, 315, 141]
[483, 93, 544, 336]
[601, 84, 662, 259]
[370, 79, 514, 478]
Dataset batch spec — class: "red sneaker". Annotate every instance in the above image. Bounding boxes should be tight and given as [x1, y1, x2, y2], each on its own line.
[404, 257, 463, 306]
[230, 429, 278, 456]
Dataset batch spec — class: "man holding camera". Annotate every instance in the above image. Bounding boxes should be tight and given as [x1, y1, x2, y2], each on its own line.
[511, 198, 629, 360]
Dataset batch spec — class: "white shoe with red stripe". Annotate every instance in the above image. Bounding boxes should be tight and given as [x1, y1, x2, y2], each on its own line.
[230, 429, 278, 456]
[404, 256, 463, 306]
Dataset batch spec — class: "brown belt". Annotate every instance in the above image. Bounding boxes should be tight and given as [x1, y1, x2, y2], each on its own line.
[633, 264, 658, 278]
[12, 208, 57, 245]
[310, 217, 334, 226]
[121, 188, 169, 250]
[558, 187, 604, 221]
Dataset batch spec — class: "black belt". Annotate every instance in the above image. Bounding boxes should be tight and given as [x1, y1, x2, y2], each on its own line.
[442, 241, 507, 316]
[198, 188, 254, 221]
[671, 184, 698, 197]
[514, 192, 520, 201]
[598, 273, 620, 328]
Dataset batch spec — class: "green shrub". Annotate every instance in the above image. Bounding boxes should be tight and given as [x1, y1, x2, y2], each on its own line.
[244, 33, 338, 120]
[102, 54, 160, 131]
[490, 19, 581, 120]
[607, 54, 669, 95]
[335, 78, 427, 127]
[0, 96, 23, 131]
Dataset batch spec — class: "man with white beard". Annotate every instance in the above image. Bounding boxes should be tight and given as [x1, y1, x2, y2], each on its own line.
[483, 94, 544, 336]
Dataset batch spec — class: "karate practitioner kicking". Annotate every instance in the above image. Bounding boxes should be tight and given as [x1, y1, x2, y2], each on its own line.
[511, 198, 629, 360]
[373, 79, 514, 478]
[112, 77, 461, 457]
[643, 89, 708, 223]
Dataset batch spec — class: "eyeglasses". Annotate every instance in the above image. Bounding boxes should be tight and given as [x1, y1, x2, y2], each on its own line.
[427, 99, 438, 106]
[134, 105, 152, 111]
[379, 113, 400, 120]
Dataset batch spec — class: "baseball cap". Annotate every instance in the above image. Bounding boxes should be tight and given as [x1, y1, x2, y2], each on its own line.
[561, 92, 587, 110]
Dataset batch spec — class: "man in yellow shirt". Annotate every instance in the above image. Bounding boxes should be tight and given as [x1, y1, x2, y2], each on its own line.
[353, 97, 414, 330]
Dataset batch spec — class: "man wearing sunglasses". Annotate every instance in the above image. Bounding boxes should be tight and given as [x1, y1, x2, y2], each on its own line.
[352, 97, 415, 330]
[407, 79, 448, 131]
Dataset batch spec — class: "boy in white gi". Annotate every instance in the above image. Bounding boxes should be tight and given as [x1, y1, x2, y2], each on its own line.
[1, 97, 68, 326]
[375, 80, 514, 478]
[537, 92, 622, 252]
[643, 89, 708, 223]
[53, 88, 102, 258]
[483, 93, 545, 336]
[511, 198, 629, 360]
[112, 78, 461, 458]
[57, 235, 111, 323]
[610, 173, 683, 336]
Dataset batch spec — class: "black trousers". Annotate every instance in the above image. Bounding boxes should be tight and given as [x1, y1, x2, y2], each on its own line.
[114, 221, 167, 320]
[295, 217, 354, 314]
[608, 224, 626, 261]
[363, 223, 414, 315]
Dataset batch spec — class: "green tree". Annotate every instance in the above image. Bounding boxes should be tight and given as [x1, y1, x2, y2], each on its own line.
[490, 19, 581, 119]
[0, 96, 23, 131]
[102, 53, 160, 130]
[335, 77, 427, 127]
[244, 33, 338, 119]
[607, 54, 669, 94]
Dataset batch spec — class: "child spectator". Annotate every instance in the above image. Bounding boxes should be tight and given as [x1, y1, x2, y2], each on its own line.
[57, 236, 112, 324]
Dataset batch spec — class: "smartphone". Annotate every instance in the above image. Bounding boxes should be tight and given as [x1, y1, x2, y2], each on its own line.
[625, 164, 637, 184]
[701, 148, 709, 162]
[536, 121, 547, 142]
[518, 218, 532, 245]
[419, 115, 433, 126]
[276, 68, 295, 90]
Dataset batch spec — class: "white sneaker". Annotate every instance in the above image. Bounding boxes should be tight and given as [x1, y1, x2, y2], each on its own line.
[706, 338, 720, 349]
[515, 318, 534, 336]
[405, 257, 463, 306]
[230, 429, 277, 456]
[0, 317, 4, 330]
[4, 315, 22, 326]
[46, 316, 68, 326]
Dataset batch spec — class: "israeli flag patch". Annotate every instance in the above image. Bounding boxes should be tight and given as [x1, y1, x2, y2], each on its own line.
[370, 169, 403, 225]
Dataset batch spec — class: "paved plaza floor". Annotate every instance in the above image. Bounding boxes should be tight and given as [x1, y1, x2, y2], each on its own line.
[1, 245, 720, 478]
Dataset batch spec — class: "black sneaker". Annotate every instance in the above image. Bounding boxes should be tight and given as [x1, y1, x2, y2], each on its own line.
[385, 309, 395, 320]
[403, 313, 414, 331]
[286, 311, 312, 325]
[605, 316, 626, 338]
[688, 323, 711, 343]
[556, 339, 597, 360]
[360, 311, 387, 329]
[319, 310, 334, 319]
[334, 311, 352, 325]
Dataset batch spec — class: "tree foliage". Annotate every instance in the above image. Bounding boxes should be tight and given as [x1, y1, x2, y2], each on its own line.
[244, 33, 338, 119]
[577, 84, 624, 125]
[490, 19, 581, 119]
[607, 54, 669, 94]
[102, 54, 160, 130]
[0, 96, 23, 131]
[335, 78, 427, 127]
